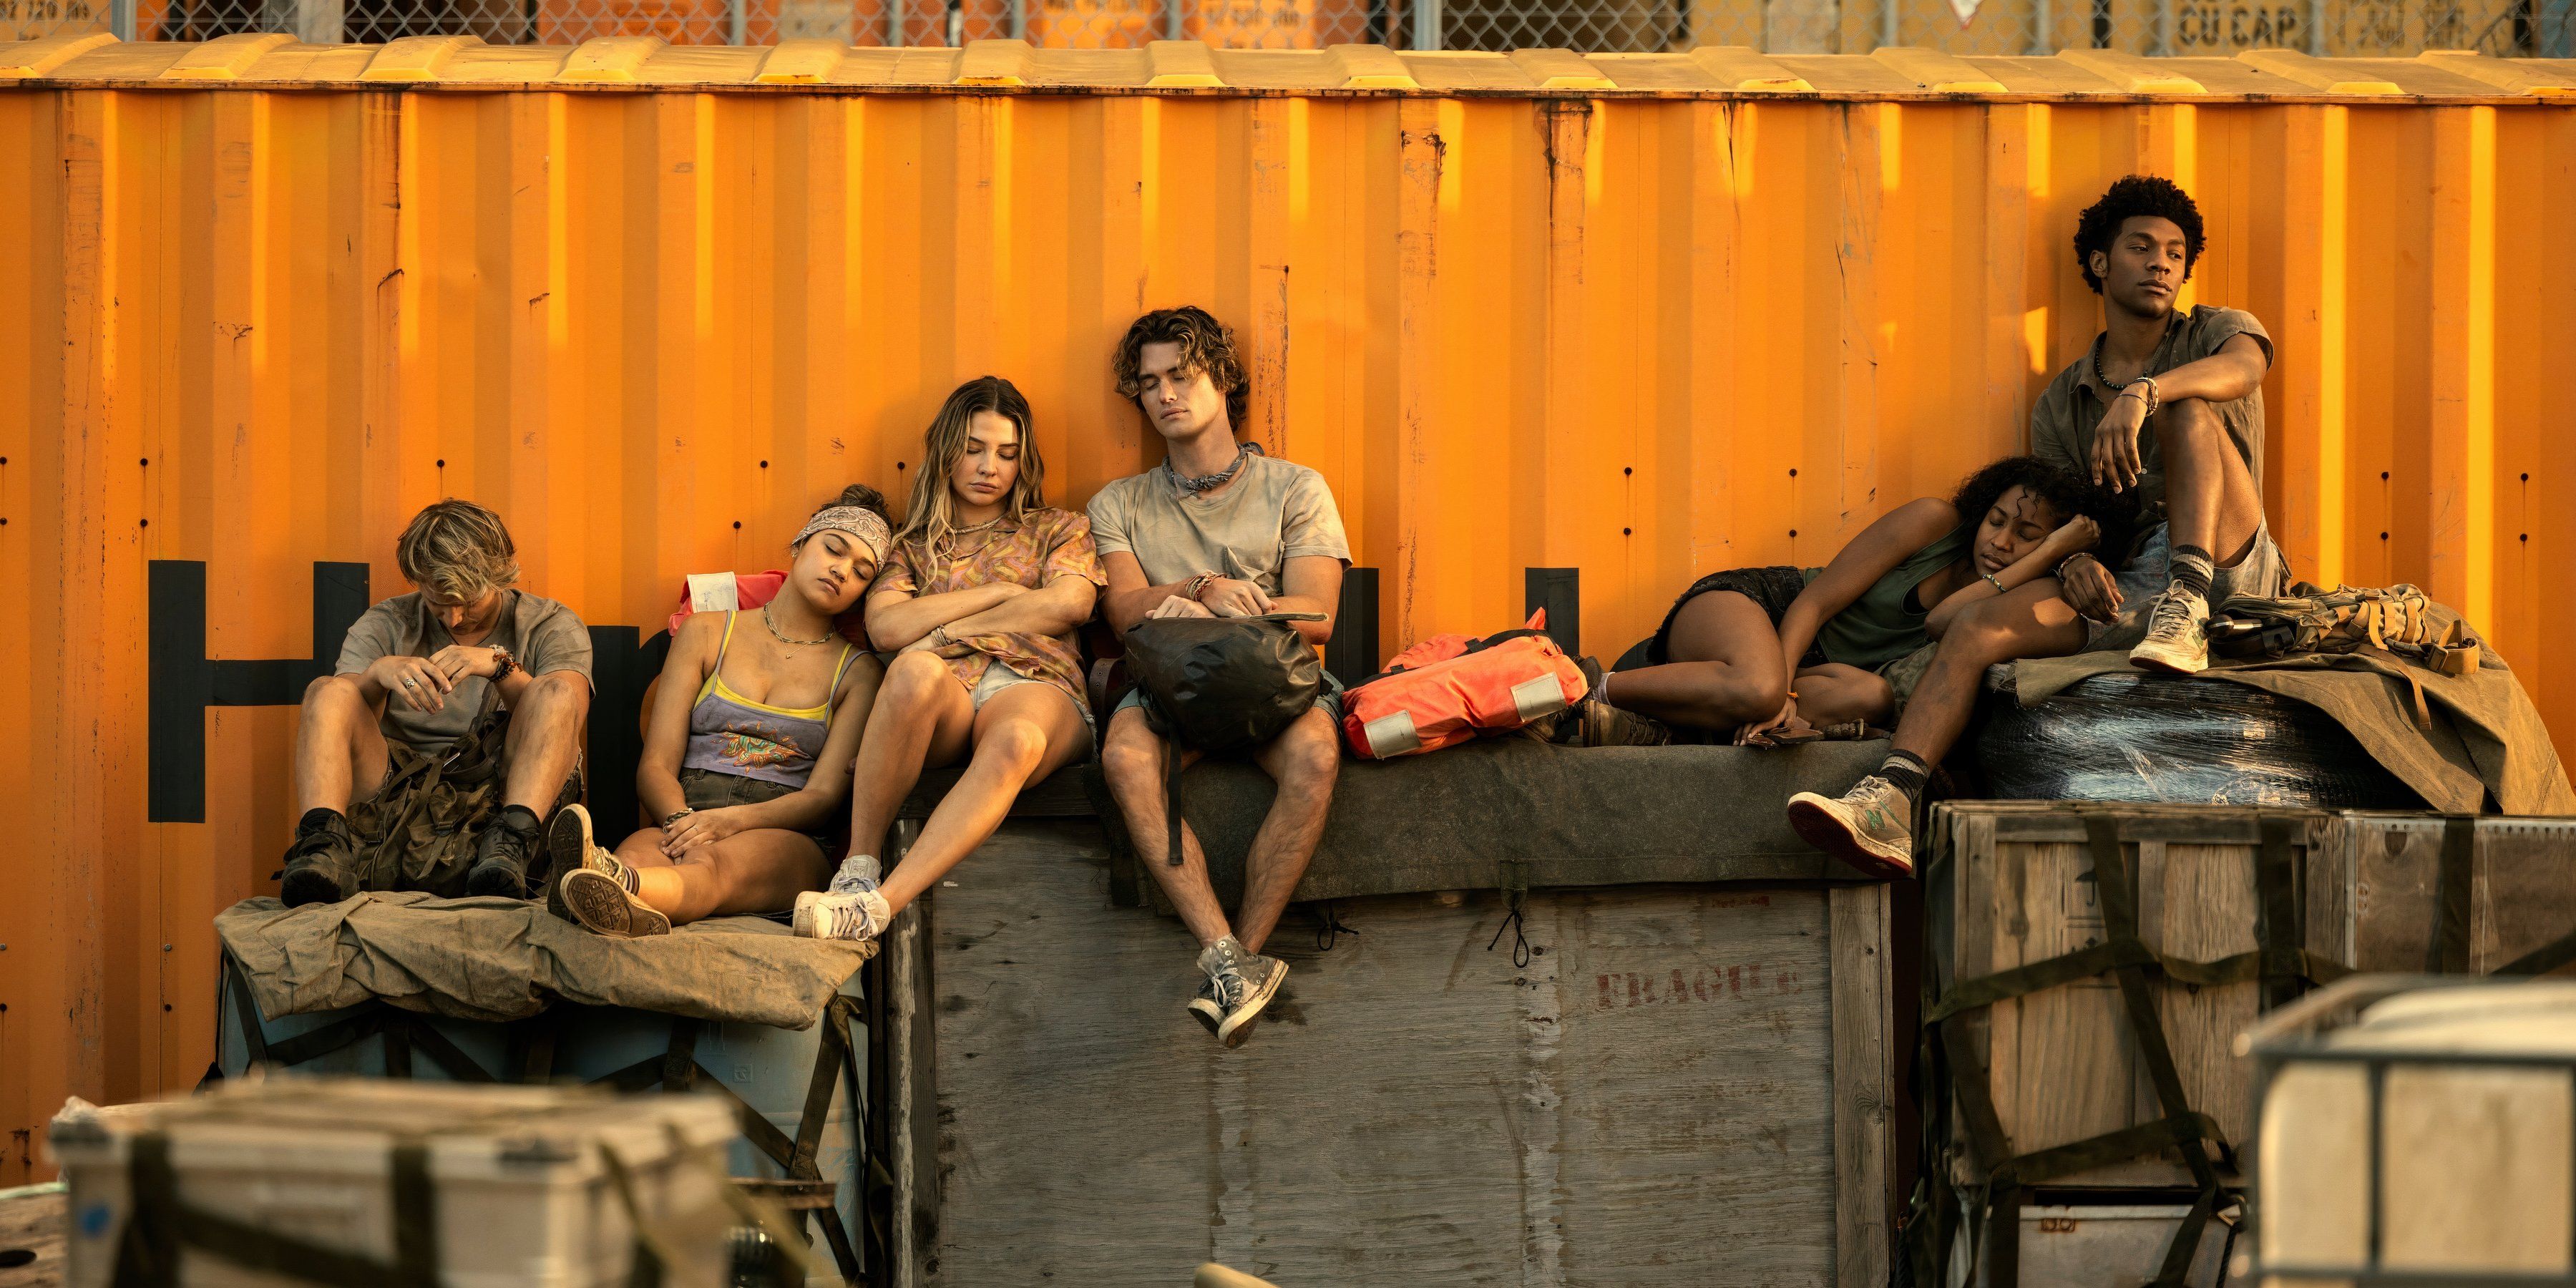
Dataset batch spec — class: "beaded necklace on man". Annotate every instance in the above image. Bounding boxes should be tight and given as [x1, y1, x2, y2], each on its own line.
[1166, 441, 1264, 496]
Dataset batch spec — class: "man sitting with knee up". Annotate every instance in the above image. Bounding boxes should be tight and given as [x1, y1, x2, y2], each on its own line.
[282, 499, 594, 905]
[1091, 306, 1350, 1049]
[1789, 174, 2287, 875]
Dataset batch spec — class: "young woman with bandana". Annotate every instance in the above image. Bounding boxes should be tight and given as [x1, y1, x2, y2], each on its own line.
[545, 485, 896, 935]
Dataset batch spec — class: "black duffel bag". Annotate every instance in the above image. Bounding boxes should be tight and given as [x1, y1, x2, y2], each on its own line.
[1121, 612, 1325, 863]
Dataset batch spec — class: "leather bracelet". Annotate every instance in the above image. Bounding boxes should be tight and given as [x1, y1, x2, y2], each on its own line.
[489, 647, 517, 680]
[1186, 572, 1216, 602]
[662, 807, 695, 826]
[931, 625, 952, 649]
[2054, 552, 2095, 578]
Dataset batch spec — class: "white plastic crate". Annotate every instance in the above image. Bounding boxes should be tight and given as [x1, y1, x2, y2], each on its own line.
[2248, 976, 2576, 1286]
[48, 1077, 740, 1287]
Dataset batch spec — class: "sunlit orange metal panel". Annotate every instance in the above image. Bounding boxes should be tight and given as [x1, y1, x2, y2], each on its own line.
[1, 40, 2569, 1180]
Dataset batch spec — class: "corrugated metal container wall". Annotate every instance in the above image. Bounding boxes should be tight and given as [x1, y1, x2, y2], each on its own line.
[1, 38, 2571, 1180]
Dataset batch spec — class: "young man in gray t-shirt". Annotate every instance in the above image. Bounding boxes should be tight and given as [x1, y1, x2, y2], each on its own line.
[282, 499, 595, 906]
[1090, 306, 1351, 1048]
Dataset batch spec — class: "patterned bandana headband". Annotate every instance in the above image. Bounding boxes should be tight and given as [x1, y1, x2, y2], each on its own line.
[793, 506, 892, 566]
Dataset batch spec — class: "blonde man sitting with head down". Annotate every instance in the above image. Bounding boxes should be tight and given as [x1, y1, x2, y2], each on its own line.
[280, 499, 595, 906]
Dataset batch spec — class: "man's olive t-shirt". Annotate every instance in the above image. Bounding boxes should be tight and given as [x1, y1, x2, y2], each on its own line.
[2029, 303, 2272, 555]
[334, 590, 594, 752]
[1085, 452, 1352, 594]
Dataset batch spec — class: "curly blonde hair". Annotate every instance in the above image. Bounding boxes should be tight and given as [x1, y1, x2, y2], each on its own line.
[1112, 306, 1249, 429]
[395, 499, 519, 603]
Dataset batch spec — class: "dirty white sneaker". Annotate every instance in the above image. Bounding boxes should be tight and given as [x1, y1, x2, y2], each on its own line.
[1785, 774, 1916, 879]
[557, 866, 672, 938]
[826, 853, 883, 894]
[2128, 586, 2211, 675]
[794, 885, 892, 942]
[542, 804, 633, 924]
[1193, 936, 1289, 1048]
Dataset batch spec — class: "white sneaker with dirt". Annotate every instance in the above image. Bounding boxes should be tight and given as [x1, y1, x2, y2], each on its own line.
[557, 866, 672, 938]
[542, 804, 635, 924]
[826, 853, 883, 894]
[1785, 774, 1916, 879]
[794, 884, 893, 942]
[2128, 586, 2211, 675]
[1194, 936, 1289, 1048]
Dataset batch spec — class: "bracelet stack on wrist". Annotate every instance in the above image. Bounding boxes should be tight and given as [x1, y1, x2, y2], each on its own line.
[1186, 572, 1217, 602]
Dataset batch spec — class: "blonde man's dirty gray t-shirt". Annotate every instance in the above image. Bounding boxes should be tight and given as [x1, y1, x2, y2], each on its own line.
[1085, 452, 1352, 594]
[335, 589, 594, 753]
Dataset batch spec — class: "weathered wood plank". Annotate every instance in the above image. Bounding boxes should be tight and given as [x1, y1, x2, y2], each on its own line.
[1996, 839, 2136, 1173]
[919, 823, 1856, 1286]
[0, 1185, 65, 1288]
[1829, 883, 1893, 1288]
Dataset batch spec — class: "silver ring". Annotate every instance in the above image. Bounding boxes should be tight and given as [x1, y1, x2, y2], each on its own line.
[403, 678, 418, 688]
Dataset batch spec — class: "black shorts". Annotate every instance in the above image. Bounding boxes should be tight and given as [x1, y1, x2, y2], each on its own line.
[1646, 566, 1828, 670]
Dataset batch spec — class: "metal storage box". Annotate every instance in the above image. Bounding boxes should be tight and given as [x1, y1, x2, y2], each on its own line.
[211, 962, 874, 1283]
[47, 1077, 740, 1287]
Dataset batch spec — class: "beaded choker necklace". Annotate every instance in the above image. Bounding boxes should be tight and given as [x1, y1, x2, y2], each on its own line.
[1167, 441, 1264, 496]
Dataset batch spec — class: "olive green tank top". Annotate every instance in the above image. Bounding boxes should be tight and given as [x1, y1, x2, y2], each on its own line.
[1801, 527, 1968, 670]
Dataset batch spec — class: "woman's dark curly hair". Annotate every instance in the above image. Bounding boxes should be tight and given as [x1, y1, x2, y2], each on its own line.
[1950, 456, 2137, 557]
[2074, 175, 2205, 295]
[1113, 306, 1251, 430]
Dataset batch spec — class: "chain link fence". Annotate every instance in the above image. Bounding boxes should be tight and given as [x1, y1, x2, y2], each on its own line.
[7, 0, 2569, 74]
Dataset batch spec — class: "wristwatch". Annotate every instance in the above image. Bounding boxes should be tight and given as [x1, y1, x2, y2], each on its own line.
[489, 645, 517, 680]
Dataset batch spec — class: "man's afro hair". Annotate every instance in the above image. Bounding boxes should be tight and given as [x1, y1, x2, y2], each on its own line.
[2073, 175, 2205, 295]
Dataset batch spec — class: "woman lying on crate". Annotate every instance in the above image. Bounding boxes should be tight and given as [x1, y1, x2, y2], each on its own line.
[1596, 457, 2129, 747]
[793, 376, 1109, 944]
[543, 486, 894, 936]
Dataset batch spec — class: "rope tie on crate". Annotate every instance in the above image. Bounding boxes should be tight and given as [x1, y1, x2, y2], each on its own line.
[1917, 811, 2322, 1288]
[1911, 810, 2569, 1288]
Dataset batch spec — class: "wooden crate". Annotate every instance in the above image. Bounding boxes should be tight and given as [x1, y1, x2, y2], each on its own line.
[879, 821, 1896, 1287]
[1929, 803, 2576, 1194]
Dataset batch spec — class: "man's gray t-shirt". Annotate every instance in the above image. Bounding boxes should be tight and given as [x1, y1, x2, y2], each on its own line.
[335, 590, 594, 752]
[2030, 304, 2272, 555]
[1085, 452, 1352, 594]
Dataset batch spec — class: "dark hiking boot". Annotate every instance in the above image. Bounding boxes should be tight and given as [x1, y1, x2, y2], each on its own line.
[466, 806, 543, 899]
[279, 809, 361, 907]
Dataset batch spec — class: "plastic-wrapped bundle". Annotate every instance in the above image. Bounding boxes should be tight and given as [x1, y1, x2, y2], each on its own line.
[1972, 670, 2426, 809]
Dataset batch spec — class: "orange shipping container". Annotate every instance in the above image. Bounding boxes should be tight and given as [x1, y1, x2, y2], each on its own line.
[1, 36, 2571, 1181]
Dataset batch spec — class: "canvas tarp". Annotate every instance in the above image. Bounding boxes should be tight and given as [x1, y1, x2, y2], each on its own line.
[215, 892, 872, 1028]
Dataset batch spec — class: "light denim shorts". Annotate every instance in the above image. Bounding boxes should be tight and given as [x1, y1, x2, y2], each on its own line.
[969, 660, 1095, 733]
